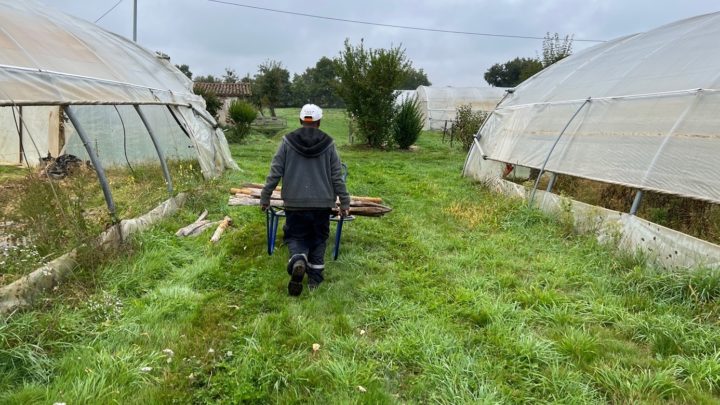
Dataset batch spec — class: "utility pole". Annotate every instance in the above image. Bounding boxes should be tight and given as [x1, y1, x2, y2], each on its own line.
[133, 0, 137, 42]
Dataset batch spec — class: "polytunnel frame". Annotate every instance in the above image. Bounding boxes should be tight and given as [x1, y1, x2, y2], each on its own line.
[5, 98, 198, 224]
[464, 86, 720, 216]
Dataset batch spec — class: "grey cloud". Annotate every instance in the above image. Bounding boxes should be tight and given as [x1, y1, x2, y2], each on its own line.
[41, 0, 720, 86]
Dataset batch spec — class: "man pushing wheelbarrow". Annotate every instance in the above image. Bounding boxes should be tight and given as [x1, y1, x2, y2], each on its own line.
[260, 104, 351, 296]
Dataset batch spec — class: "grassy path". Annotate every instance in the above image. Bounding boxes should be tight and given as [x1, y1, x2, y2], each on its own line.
[2, 109, 720, 403]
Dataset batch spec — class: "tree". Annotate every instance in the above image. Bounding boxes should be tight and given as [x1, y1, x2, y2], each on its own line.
[222, 68, 239, 83]
[253, 60, 291, 117]
[336, 39, 411, 148]
[542, 32, 574, 67]
[175, 64, 192, 79]
[398, 67, 431, 89]
[194, 74, 219, 83]
[289, 57, 344, 108]
[484, 57, 543, 87]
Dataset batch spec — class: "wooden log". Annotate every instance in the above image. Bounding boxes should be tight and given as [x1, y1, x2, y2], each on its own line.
[175, 210, 210, 237]
[231, 188, 282, 200]
[228, 196, 283, 207]
[241, 182, 268, 189]
[230, 185, 384, 204]
[186, 221, 218, 237]
[210, 216, 233, 243]
[350, 196, 383, 204]
[334, 206, 392, 217]
[228, 196, 391, 217]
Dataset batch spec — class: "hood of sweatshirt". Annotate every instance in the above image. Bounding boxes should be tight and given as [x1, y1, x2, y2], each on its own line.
[284, 126, 334, 158]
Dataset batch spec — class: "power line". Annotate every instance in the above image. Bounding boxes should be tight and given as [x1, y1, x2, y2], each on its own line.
[207, 0, 606, 43]
[95, 0, 124, 23]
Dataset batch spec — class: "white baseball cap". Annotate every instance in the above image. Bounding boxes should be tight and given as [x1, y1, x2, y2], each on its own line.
[299, 104, 323, 122]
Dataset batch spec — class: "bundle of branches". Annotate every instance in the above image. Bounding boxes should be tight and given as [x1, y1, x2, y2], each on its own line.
[228, 183, 392, 217]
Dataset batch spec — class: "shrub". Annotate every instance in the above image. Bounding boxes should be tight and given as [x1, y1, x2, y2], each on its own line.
[452, 104, 488, 150]
[226, 100, 257, 143]
[392, 97, 423, 149]
[193, 86, 222, 118]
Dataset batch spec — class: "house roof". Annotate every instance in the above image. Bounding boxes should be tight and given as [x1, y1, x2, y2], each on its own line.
[193, 82, 252, 97]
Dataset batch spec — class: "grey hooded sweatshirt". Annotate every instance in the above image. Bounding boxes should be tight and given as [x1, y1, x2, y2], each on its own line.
[260, 126, 350, 210]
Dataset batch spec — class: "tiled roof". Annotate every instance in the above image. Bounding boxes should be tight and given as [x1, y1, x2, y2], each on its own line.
[193, 82, 252, 97]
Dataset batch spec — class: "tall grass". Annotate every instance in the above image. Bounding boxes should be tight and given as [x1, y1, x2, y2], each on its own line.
[1, 109, 719, 403]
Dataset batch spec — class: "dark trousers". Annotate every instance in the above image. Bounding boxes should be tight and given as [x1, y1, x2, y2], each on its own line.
[283, 209, 330, 283]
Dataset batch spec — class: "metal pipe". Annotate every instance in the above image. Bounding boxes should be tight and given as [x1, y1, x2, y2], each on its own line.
[133, 0, 138, 42]
[134, 105, 174, 195]
[166, 105, 192, 139]
[63, 105, 118, 222]
[0, 100, 191, 107]
[630, 190, 644, 216]
[529, 98, 591, 205]
[18, 106, 23, 164]
[546, 173, 558, 193]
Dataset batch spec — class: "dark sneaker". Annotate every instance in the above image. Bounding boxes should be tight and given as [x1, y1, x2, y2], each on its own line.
[288, 259, 306, 296]
[308, 280, 321, 291]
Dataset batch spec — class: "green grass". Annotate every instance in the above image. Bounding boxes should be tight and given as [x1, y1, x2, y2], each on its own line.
[1, 108, 720, 404]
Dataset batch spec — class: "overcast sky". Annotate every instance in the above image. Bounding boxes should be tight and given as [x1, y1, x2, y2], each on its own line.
[41, 0, 720, 87]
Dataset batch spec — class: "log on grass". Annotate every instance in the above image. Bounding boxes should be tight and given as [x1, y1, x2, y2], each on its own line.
[175, 210, 210, 237]
[210, 216, 233, 243]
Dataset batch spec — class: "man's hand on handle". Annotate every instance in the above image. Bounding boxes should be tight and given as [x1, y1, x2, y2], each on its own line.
[340, 208, 350, 218]
[261, 203, 269, 212]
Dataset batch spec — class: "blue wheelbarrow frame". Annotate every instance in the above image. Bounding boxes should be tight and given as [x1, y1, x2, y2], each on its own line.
[266, 208, 354, 260]
[265, 163, 353, 260]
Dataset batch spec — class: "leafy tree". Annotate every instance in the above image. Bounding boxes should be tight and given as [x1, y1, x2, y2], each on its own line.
[253, 60, 291, 117]
[175, 64, 192, 79]
[290, 57, 344, 108]
[542, 32, 574, 67]
[398, 67, 431, 89]
[336, 39, 410, 148]
[484, 57, 543, 87]
[484, 33, 573, 87]
[222, 68, 239, 83]
[194, 74, 219, 83]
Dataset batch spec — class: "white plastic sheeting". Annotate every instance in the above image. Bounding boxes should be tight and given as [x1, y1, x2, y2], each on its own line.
[0, 0, 237, 177]
[63, 105, 196, 167]
[416, 86, 508, 130]
[465, 12, 720, 204]
[0, 107, 51, 165]
[394, 90, 417, 106]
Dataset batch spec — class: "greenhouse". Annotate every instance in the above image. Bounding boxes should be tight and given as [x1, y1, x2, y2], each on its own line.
[416, 85, 508, 130]
[464, 12, 720, 268]
[0, 1, 237, 199]
[393, 89, 417, 106]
